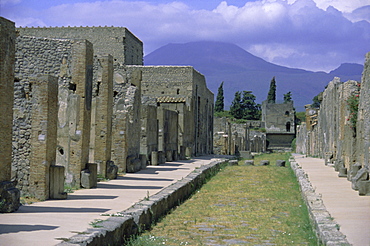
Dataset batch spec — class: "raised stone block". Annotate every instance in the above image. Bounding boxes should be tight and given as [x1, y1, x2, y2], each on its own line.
[151, 151, 158, 166]
[49, 165, 67, 199]
[338, 167, 347, 178]
[239, 151, 253, 159]
[276, 160, 286, 167]
[172, 150, 179, 161]
[140, 154, 147, 169]
[0, 181, 20, 213]
[81, 163, 97, 189]
[166, 150, 173, 162]
[243, 160, 254, 166]
[158, 151, 166, 164]
[358, 180, 370, 196]
[260, 160, 270, 166]
[106, 160, 118, 180]
[350, 163, 362, 181]
[126, 156, 141, 173]
[229, 160, 238, 166]
[351, 168, 368, 190]
[179, 146, 186, 160]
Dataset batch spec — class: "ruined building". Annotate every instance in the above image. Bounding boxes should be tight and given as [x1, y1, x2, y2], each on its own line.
[296, 52, 370, 196]
[0, 20, 214, 209]
[127, 66, 214, 157]
[261, 100, 296, 150]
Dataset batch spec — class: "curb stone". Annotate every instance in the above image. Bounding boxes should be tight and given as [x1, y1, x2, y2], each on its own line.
[290, 157, 351, 246]
[56, 158, 230, 246]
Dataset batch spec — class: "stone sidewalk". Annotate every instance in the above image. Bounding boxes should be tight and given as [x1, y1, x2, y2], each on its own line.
[293, 154, 370, 246]
[0, 156, 226, 246]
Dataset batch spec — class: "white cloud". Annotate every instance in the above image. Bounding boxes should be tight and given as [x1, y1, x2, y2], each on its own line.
[3, 0, 370, 71]
[312, 0, 370, 13]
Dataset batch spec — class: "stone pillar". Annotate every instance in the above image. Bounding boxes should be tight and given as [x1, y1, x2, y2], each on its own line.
[68, 40, 94, 187]
[29, 75, 60, 200]
[93, 55, 114, 177]
[0, 17, 20, 212]
[112, 99, 128, 173]
[151, 151, 158, 166]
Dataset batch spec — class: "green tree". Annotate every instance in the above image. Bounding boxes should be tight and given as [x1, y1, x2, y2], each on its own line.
[215, 81, 224, 113]
[267, 77, 276, 103]
[284, 91, 292, 103]
[241, 91, 261, 120]
[230, 91, 261, 120]
[230, 91, 243, 119]
[312, 92, 323, 108]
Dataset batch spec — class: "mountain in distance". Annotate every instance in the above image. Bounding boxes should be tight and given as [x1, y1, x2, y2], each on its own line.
[144, 41, 363, 111]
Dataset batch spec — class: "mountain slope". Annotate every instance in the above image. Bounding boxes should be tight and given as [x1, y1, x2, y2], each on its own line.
[144, 41, 363, 111]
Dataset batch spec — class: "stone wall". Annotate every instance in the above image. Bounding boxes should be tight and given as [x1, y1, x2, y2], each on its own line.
[111, 66, 142, 173]
[17, 26, 143, 65]
[0, 17, 15, 183]
[296, 52, 370, 195]
[14, 36, 74, 194]
[140, 103, 158, 162]
[213, 117, 266, 155]
[0, 17, 20, 212]
[261, 101, 296, 150]
[127, 65, 214, 156]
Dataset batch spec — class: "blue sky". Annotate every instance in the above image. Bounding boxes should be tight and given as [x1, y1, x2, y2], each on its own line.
[1, 0, 370, 71]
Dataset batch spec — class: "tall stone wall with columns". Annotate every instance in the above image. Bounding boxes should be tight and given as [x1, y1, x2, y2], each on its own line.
[296, 52, 370, 195]
[14, 36, 96, 191]
[126, 65, 214, 156]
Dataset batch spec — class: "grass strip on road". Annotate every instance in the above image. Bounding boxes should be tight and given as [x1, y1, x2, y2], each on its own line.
[127, 153, 319, 245]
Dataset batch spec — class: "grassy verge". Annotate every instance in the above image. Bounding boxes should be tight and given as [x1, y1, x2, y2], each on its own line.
[127, 153, 319, 245]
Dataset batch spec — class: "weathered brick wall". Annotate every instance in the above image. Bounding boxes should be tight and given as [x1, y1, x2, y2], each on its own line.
[0, 17, 15, 183]
[17, 26, 143, 65]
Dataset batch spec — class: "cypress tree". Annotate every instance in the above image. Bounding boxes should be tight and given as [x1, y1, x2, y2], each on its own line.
[215, 81, 224, 113]
[283, 91, 292, 103]
[230, 91, 243, 119]
[267, 77, 276, 103]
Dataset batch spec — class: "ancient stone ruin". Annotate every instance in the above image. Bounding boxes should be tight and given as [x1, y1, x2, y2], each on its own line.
[213, 100, 295, 156]
[0, 18, 214, 211]
[296, 52, 370, 196]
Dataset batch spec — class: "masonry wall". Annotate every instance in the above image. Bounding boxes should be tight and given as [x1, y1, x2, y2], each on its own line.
[14, 36, 74, 194]
[17, 27, 143, 65]
[127, 65, 214, 156]
[140, 104, 158, 161]
[356, 52, 370, 170]
[296, 53, 370, 194]
[29, 75, 58, 200]
[0, 17, 15, 183]
[111, 65, 142, 173]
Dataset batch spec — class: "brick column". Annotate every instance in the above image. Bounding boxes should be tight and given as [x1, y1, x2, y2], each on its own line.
[29, 75, 58, 200]
[93, 55, 113, 177]
[0, 17, 20, 212]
